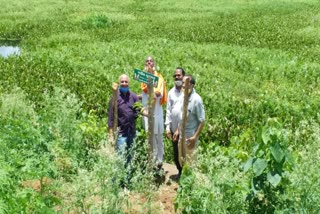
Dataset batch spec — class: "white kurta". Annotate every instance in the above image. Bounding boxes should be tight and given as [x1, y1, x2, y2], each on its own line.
[165, 87, 183, 133]
[141, 91, 164, 164]
[141, 91, 164, 134]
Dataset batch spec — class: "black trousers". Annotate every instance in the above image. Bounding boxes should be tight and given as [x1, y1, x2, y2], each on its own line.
[172, 139, 182, 175]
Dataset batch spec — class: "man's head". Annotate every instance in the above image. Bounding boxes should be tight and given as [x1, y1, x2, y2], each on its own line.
[119, 74, 130, 93]
[144, 56, 155, 73]
[173, 67, 185, 88]
[182, 74, 195, 95]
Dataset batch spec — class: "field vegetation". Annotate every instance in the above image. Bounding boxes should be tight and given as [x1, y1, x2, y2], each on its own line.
[1, 0, 320, 213]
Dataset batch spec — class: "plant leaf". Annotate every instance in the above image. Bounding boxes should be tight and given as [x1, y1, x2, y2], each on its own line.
[261, 126, 270, 144]
[267, 171, 281, 187]
[253, 158, 267, 176]
[270, 142, 285, 163]
[243, 157, 253, 172]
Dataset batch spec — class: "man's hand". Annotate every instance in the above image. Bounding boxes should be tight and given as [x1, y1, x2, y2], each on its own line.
[141, 107, 148, 117]
[166, 131, 172, 140]
[155, 91, 161, 97]
[173, 129, 179, 142]
[186, 136, 196, 149]
[146, 65, 153, 73]
[112, 82, 118, 91]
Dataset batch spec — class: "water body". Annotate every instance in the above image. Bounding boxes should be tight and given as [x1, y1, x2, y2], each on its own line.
[0, 39, 21, 58]
[0, 46, 20, 58]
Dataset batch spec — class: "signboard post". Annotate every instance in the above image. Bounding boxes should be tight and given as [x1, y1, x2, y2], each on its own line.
[146, 78, 154, 162]
[133, 68, 157, 163]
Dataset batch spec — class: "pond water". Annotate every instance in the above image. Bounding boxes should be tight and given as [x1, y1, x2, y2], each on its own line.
[0, 46, 21, 58]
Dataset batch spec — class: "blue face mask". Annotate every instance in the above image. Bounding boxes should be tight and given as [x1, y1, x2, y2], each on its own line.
[119, 86, 129, 93]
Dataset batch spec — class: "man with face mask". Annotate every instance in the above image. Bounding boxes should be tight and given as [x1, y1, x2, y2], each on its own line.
[172, 74, 205, 167]
[108, 74, 140, 161]
[165, 67, 185, 178]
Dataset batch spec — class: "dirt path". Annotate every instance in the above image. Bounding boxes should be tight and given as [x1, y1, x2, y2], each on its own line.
[128, 163, 180, 214]
[158, 163, 180, 213]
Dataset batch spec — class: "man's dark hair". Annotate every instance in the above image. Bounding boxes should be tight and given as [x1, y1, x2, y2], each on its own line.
[176, 67, 185, 76]
[185, 74, 195, 85]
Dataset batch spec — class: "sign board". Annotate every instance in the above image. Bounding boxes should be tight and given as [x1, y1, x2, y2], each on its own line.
[133, 68, 159, 87]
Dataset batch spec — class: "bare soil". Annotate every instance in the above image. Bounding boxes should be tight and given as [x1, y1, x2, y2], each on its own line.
[21, 177, 52, 192]
[127, 163, 180, 214]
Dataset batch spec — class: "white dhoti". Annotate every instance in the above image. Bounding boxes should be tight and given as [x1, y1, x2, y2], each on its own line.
[142, 93, 164, 164]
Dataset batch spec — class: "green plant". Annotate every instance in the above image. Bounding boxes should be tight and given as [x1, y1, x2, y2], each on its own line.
[1, 0, 320, 212]
[243, 119, 294, 213]
[82, 15, 113, 29]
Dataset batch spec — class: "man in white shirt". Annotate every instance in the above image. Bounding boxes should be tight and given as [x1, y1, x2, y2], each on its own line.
[165, 67, 185, 177]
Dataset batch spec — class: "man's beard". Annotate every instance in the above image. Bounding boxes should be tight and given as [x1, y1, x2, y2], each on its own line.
[145, 66, 155, 72]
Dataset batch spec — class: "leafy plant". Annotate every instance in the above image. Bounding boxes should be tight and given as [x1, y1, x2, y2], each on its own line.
[82, 15, 113, 29]
[243, 119, 294, 213]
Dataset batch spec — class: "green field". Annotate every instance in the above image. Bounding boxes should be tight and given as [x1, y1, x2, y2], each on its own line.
[1, 0, 320, 213]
